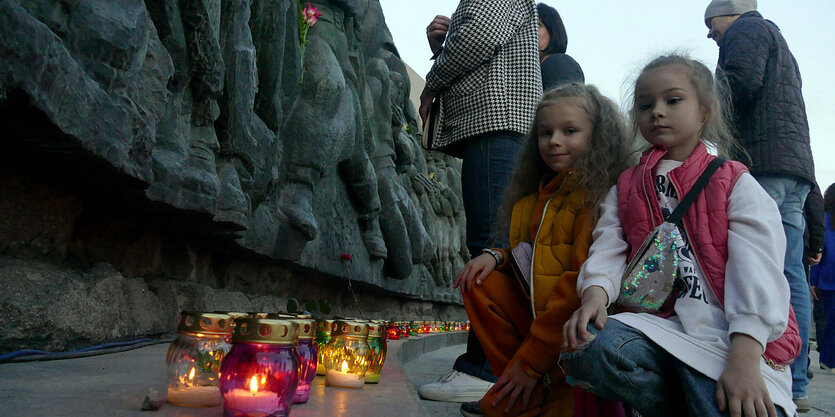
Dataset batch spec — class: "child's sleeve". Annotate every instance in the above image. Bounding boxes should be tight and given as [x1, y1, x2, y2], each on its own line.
[577, 185, 629, 306]
[724, 173, 790, 349]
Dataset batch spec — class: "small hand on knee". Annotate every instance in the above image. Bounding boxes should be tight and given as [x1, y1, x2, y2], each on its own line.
[715, 334, 777, 417]
[488, 358, 538, 413]
[563, 286, 609, 350]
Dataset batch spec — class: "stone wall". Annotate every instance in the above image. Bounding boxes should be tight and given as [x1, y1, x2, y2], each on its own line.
[0, 0, 468, 353]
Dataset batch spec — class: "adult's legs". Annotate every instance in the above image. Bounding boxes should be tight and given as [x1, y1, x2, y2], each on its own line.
[419, 132, 522, 401]
[756, 174, 813, 399]
[455, 131, 524, 381]
[820, 289, 835, 368]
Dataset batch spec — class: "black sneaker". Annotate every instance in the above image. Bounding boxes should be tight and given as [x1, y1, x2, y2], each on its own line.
[460, 400, 482, 417]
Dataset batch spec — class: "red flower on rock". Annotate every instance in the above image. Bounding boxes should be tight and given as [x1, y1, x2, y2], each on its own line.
[302, 3, 322, 26]
[341, 253, 352, 262]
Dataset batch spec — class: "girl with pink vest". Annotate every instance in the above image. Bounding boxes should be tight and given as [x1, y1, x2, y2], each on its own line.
[559, 54, 801, 417]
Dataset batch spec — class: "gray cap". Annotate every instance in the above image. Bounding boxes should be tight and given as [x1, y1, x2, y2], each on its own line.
[704, 0, 757, 26]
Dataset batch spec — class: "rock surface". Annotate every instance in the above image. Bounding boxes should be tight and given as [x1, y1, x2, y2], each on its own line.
[0, 0, 468, 352]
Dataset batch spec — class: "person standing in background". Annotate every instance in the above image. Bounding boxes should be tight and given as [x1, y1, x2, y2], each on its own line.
[536, 3, 584, 91]
[417, 0, 542, 409]
[705, 0, 816, 410]
[811, 183, 835, 374]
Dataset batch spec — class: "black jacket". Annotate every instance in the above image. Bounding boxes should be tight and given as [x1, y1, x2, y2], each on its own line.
[717, 11, 815, 183]
[804, 183, 825, 258]
[540, 53, 584, 92]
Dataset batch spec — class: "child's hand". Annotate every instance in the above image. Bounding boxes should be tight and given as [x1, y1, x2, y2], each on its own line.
[488, 359, 538, 413]
[453, 253, 497, 295]
[716, 334, 777, 417]
[562, 286, 608, 350]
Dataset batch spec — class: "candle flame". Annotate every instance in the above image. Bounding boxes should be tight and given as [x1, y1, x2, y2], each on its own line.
[341, 360, 348, 373]
[249, 376, 258, 393]
[188, 368, 195, 381]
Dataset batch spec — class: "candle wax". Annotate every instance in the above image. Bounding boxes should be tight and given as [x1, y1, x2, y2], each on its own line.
[325, 370, 364, 389]
[223, 388, 280, 413]
[167, 385, 223, 407]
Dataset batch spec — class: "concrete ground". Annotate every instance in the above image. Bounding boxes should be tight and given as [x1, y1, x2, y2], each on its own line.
[408, 347, 835, 417]
[1, 334, 833, 416]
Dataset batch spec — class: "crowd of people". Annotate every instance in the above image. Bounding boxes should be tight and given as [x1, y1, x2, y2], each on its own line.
[413, 0, 832, 416]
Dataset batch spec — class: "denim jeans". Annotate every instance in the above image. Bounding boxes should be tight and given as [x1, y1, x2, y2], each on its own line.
[756, 174, 812, 398]
[447, 131, 523, 382]
[457, 131, 524, 257]
[559, 321, 787, 417]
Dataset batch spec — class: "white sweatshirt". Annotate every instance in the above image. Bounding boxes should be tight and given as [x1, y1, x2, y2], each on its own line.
[578, 162, 796, 416]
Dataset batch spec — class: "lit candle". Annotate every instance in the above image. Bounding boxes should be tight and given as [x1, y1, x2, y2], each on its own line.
[223, 376, 280, 413]
[325, 361, 365, 389]
[166, 385, 223, 407]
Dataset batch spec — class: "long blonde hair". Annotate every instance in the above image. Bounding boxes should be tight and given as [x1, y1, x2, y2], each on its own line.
[629, 54, 742, 159]
[497, 84, 633, 234]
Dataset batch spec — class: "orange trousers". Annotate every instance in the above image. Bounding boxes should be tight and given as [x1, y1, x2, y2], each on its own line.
[463, 270, 573, 417]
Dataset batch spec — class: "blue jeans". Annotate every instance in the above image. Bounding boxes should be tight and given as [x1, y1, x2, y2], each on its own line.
[559, 321, 788, 417]
[449, 131, 523, 382]
[756, 174, 812, 398]
[457, 131, 523, 257]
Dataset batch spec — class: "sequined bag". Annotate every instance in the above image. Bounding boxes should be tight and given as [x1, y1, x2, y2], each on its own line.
[613, 157, 726, 315]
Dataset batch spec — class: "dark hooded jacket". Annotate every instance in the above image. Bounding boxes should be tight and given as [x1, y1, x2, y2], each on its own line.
[717, 11, 814, 183]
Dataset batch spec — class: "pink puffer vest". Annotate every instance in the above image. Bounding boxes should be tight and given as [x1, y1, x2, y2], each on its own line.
[616, 143, 801, 369]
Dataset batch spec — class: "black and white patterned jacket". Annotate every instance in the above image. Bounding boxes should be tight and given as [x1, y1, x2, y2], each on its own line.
[425, 0, 541, 149]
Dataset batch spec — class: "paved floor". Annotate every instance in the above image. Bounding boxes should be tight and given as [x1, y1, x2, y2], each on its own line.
[1, 336, 833, 416]
[407, 346, 835, 417]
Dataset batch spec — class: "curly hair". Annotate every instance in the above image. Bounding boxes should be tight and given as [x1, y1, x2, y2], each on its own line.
[496, 83, 633, 235]
[628, 53, 745, 160]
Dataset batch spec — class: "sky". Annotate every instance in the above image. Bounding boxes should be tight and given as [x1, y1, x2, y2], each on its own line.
[378, 0, 835, 191]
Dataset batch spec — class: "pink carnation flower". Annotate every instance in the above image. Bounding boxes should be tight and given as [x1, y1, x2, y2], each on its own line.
[302, 3, 322, 26]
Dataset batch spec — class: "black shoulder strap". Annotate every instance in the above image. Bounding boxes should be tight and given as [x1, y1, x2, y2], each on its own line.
[665, 157, 727, 225]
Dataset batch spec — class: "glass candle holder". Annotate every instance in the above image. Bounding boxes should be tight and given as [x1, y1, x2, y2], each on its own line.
[422, 321, 430, 334]
[166, 312, 233, 407]
[465, 321, 471, 332]
[219, 319, 299, 417]
[386, 321, 400, 340]
[322, 321, 371, 389]
[364, 322, 387, 384]
[314, 319, 334, 375]
[288, 318, 317, 404]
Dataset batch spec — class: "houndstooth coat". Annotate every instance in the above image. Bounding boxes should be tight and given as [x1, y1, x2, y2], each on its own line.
[425, 0, 542, 149]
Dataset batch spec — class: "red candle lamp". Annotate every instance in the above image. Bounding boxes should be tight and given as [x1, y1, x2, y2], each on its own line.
[219, 319, 299, 417]
[288, 317, 317, 404]
[386, 321, 400, 340]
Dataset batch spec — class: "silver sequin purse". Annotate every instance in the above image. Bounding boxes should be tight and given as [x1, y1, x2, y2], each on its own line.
[614, 222, 680, 314]
[613, 157, 726, 315]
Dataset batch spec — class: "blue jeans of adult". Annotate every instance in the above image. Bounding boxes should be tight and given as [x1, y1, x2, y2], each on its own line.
[446, 130, 523, 382]
[757, 174, 812, 398]
[558, 320, 788, 417]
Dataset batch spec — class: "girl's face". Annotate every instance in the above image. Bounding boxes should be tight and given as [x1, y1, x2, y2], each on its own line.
[537, 97, 593, 173]
[634, 65, 707, 161]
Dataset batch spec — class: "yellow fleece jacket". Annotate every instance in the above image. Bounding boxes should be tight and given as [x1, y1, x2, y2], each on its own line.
[495, 169, 592, 375]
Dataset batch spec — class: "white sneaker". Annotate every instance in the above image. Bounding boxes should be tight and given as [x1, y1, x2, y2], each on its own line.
[418, 370, 494, 402]
[822, 363, 835, 374]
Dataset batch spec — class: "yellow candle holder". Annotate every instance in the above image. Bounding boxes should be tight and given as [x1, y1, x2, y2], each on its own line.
[322, 321, 371, 389]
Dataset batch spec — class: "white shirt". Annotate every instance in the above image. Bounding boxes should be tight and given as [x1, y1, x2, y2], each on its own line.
[578, 166, 796, 416]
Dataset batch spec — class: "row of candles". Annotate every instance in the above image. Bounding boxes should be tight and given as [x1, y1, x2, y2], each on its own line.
[165, 311, 469, 417]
